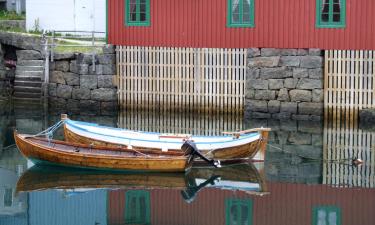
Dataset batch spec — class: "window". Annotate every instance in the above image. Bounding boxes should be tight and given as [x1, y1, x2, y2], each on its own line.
[125, 0, 150, 26]
[225, 198, 253, 225]
[316, 0, 346, 28]
[312, 206, 342, 225]
[125, 190, 150, 225]
[227, 0, 254, 28]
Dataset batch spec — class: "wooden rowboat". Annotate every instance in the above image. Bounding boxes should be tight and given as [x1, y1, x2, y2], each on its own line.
[14, 131, 193, 172]
[62, 115, 271, 162]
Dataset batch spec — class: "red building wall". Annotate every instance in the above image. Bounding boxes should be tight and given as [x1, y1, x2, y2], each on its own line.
[107, 0, 375, 50]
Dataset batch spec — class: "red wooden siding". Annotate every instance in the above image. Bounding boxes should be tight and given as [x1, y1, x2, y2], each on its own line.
[107, 0, 375, 50]
[107, 183, 375, 225]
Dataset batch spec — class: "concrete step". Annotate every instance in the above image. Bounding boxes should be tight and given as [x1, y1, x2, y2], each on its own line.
[14, 80, 42, 87]
[13, 91, 42, 99]
[15, 71, 43, 77]
[17, 60, 44, 67]
[13, 98, 42, 106]
[15, 75, 42, 82]
[16, 65, 44, 72]
[14, 86, 41, 93]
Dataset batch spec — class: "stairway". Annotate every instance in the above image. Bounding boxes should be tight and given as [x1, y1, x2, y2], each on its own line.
[13, 60, 44, 103]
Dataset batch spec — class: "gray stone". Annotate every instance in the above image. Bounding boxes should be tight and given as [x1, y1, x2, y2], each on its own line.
[247, 48, 261, 58]
[312, 89, 323, 102]
[284, 78, 298, 89]
[56, 84, 72, 99]
[77, 64, 89, 75]
[0, 32, 43, 52]
[300, 56, 323, 68]
[98, 75, 115, 88]
[91, 88, 117, 101]
[276, 131, 289, 145]
[280, 102, 297, 114]
[298, 120, 323, 134]
[102, 64, 116, 75]
[296, 78, 323, 89]
[53, 52, 75, 60]
[72, 88, 91, 100]
[308, 68, 323, 79]
[101, 101, 118, 115]
[250, 112, 272, 119]
[261, 48, 281, 56]
[246, 68, 260, 79]
[281, 49, 298, 56]
[298, 102, 323, 115]
[70, 61, 77, 73]
[309, 49, 322, 56]
[277, 88, 290, 101]
[312, 134, 323, 146]
[280, 120, 297, 131]
[247, 79, 268, 90]
[55, 61, 70, 72]
[79, 100, 100, 115]
[80, 75, 98, 89]
[359, 109, 375, 128]
[310, 115, 322, 121]
[288, 132, 312, 145]
[268, 119, 281, 131]
[268, 100, 280, 113]
[290, 89, 312, 102]
[279, 56, 300, 67]
[76, 53, 96, 65]
[297, 49, 308, 56]
[98, 54, 116, 64]
[291, 115, 311, 120]
[49, 97, 67, 108]
[88, 64, 103, 75]
[102, 45, 116, 54]
[246, 100, 268, 112]
[16, 50, 42, 60]
[50, 71, 66, 84]
[269, 79, 284, 90]
[272, 112, 291, 120]
[260, 67, 291, 79]
[67, 99, 80, 113]
[283, 145, 322, 159]
[248, 57, 280, 68]
[245, 89, 255, 99]
[63, 72, 80, 86]
[293, 68, 308, 78]
[48, 83, 57, 97]
[255, 90, 276, 100]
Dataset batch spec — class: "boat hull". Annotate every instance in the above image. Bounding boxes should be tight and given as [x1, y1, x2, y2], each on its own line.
[14, 132, 189, 172]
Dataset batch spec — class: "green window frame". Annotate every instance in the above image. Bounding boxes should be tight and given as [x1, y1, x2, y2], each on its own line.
[125, 190, 151, 225]
[312, 205, 342, 225]
[316, 0, 346, 28]
[125, 0, 150, 26]
[225, 198, 253, 225]
[227, 0, 255, 28]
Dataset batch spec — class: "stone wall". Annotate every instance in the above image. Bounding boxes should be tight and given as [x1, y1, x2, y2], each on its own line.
[0, 20, 25, 30]
[245, 48, 324, 121]
[48, 45, 118, 115]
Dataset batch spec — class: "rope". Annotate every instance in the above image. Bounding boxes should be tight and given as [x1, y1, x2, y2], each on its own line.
[28, 120, 66, 140]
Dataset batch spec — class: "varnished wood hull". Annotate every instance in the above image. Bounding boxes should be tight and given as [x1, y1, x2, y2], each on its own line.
[14, 132, 189, 172]
[64, 124, 269, 161]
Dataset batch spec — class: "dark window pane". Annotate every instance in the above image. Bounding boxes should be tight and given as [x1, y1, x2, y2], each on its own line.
[243, 0, 251, 14]
[140, 13, 146, 21]
[140, 0, 146, 4]
[130, 13, 137, 21]
[333, 3, 341, 13]
[322, 0, 330, 13]
[129, 3, 137, 14]
[333, 13, 341, 22]
[321, 13, 329, 22]
[243, 13, 251, 23]
[140, 3, 146, 13]
[232, 13, 240, 23]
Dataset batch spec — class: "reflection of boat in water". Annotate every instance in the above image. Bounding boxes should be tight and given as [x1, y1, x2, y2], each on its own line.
[17, 163, 267, 202]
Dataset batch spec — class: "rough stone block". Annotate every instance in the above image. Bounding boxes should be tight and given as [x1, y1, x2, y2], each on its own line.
[280, 120, 297, 131]
[272, 112, 291, 120]
[298, 120, 323, 134]
[89, 64, 104, 75]
[53, 53, 75, 60]
[279, 56, 300, 67]
[91, 88, 117, 101]
[291, 115, 311, 121]
[261, 48, 281, 56]
[309, 48, 322, 56]
[55, 61, 70, 72]
[67, 99, 80, 113]
[246, 100, 268, 112]
[283, 145, 322, 159]
[296, 78, 323, 90]
[249, 112, 272, 119]
[276, 131, 289, 144]
[16, 50, 42, 60]
[48, 83, 57, 97]
[246, 68, 260, 79]
[79, 100, 100, 115]
[277, 88, 290, 101]
[268, 100, 280, 113]
[268, 119, 281, 131]
[98, 75, 115, 88]
[98, 54, 116, 64]
[297, 49, 308, 56]
[312, 134, 323, 146]
[300, 56, 323, 68]
[247, 79, 268, 90]
[80, 75, 97, 89]
[290, 89, 312, 102]
[63, 72, 80, 86]
[101, 101, 118, 115]
[102, 64, 116, 75]
[76, 53, 96, 65]
[70, 60, 77, 73]
[56, 84, 72, 99]
[102, 45, 116, 54]
[284, 78, 298, 89]
[281, 49, 298, 56]
[245, 89, 255, 99]
[77, 64, 89, 75]
[260, 67, 291, 79]
[293, 68, 308, 78]
[269, 79, 284, 90]
[255, 90, 276, 100]
[248, 56, 280, 68]
[49, 97, 67, 108]
[50, 71, 66, 84]
[247, 48, 261, 58]
[312, 89, 323, 102]
[308, 68, 323, 79]
[298, 102, 323, 115]
[72, 88, 91, 100]
[280, 102, 297, 114]
[288, 132, 312, 145]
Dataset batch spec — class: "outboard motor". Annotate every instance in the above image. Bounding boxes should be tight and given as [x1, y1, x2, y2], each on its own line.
[181, 140, 221, 168]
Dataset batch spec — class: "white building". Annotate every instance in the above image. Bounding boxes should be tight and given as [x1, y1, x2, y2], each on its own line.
[26, 0, 106, 35]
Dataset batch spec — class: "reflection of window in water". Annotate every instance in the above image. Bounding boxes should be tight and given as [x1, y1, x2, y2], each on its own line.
[4, 188, 13, 207]
[313, 206, 342, 225]
[125, 190, 150, 225]
[225, 198, 253, 225]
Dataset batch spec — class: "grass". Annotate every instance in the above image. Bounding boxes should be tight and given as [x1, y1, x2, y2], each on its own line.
[0, 10, 25, 20]
[53, 40, 103, 54]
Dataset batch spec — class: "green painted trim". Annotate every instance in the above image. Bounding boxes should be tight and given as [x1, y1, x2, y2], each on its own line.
[227, 0, 255, 28]
[125, 190, 151, 224]
[125, 0, 151, 27]
[312, 205, 342, 225]
[225, 198, 253, 225]
[316, 0, 346, 28]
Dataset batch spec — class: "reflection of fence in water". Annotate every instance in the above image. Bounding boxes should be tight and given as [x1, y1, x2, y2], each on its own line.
[323, 119, 375, 188]
[118, 109, 244, 136]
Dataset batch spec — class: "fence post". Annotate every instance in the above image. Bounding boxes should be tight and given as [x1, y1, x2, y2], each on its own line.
[92, 31, 96, 71]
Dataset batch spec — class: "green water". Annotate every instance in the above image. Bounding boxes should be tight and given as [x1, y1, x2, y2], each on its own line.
[0, 100, 374, 225]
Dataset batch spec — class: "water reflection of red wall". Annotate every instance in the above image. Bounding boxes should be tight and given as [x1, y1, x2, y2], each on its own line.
[108, 182, 375, 225]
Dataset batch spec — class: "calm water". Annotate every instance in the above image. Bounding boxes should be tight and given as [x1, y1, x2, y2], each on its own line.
[0, 100, 374, 225]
